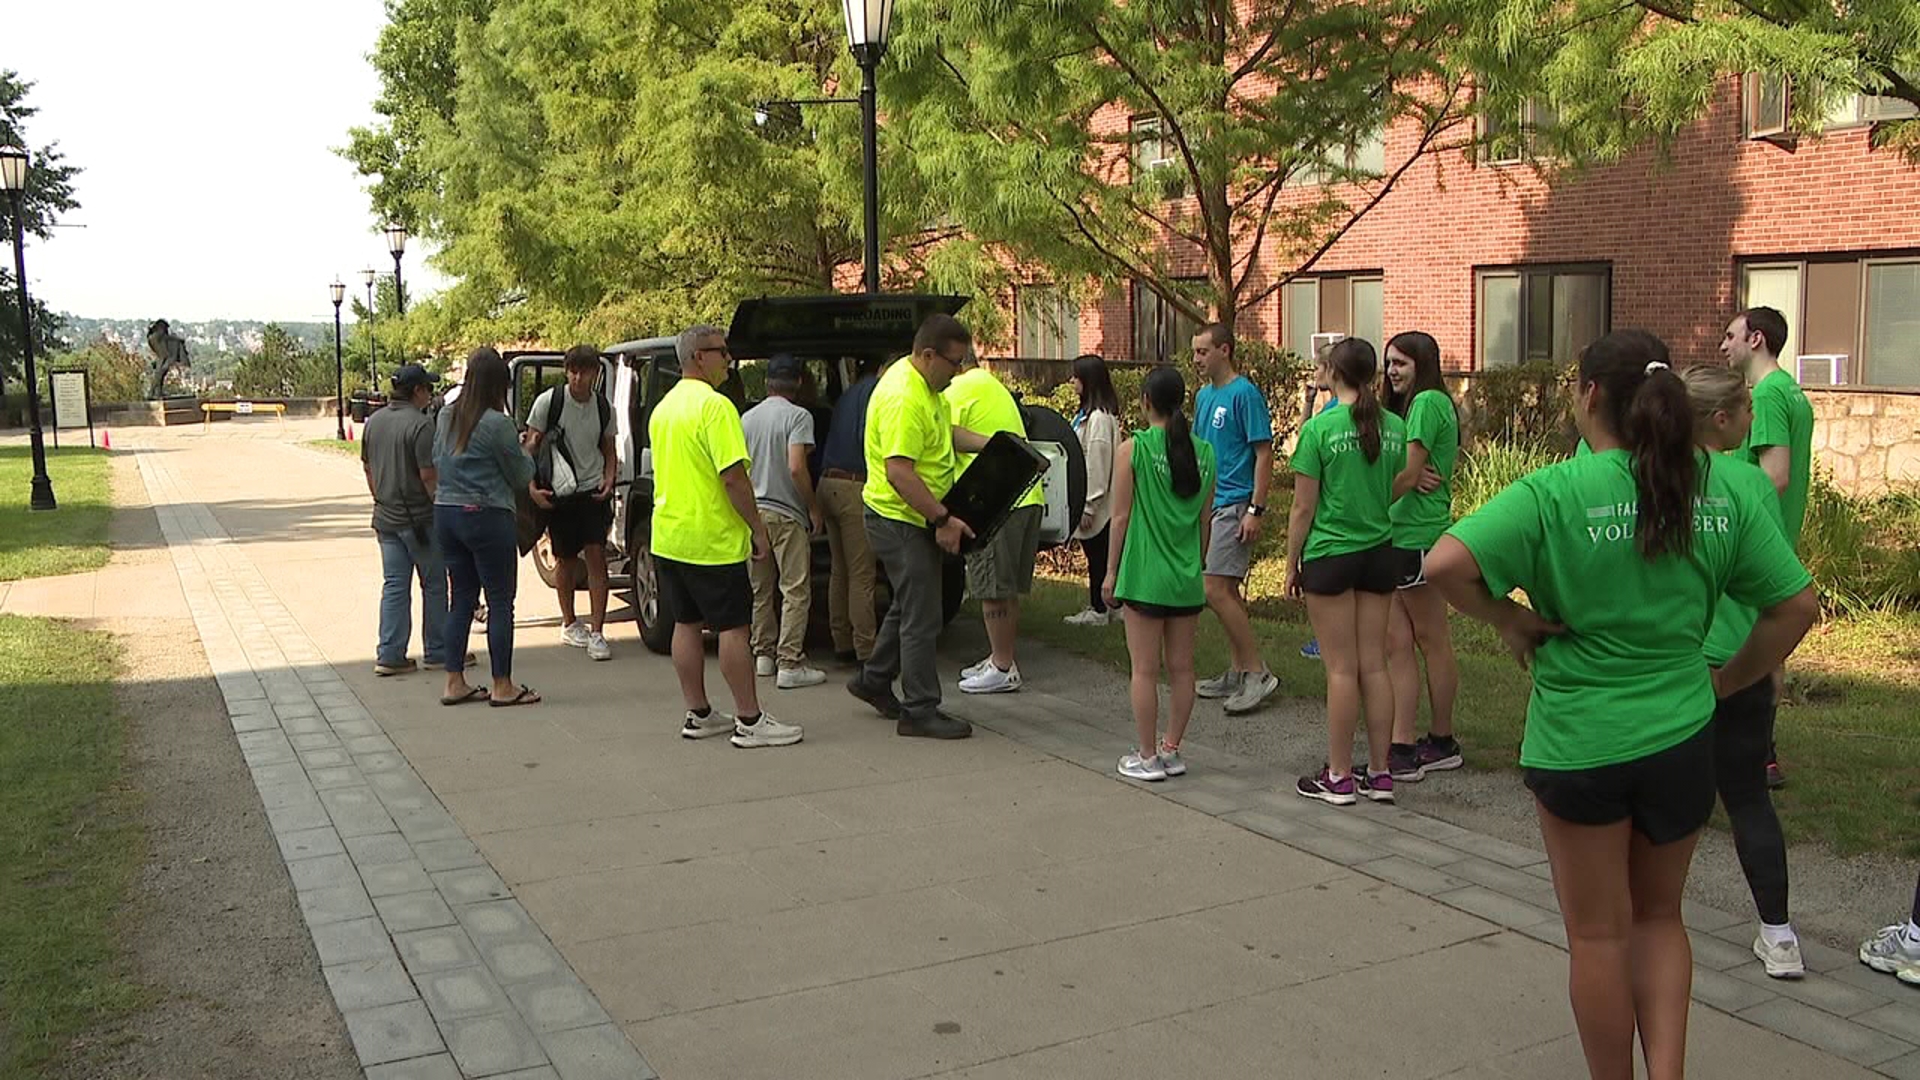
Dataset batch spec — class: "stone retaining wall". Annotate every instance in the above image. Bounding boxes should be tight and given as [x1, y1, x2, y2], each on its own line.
[1809, 389, 1920, 495]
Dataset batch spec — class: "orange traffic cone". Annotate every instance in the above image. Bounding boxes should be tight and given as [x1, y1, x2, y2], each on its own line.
[346, 420, 355, 442]
[101, 427, 111, 450]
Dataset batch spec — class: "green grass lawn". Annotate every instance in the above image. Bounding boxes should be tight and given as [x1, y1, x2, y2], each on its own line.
[305, 439, 360, 458]
[0, 447, 112, 582]
[0, 614, 142, 1076]
[1019, 574, 1920, 858]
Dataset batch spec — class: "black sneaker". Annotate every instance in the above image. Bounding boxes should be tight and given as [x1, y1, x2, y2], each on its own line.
[1388, 743, 1424, 782]
[899, 710, 972, 739]
[1415, 735, 1464, 774]
[846, 675, 902, 719]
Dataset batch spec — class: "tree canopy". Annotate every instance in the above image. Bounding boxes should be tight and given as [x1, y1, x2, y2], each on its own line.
[0, 71, 80, 387]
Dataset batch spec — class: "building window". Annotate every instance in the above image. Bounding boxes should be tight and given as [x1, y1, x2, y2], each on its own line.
[1131, 115, 1173, 179]
[1286, 126, 1389, 188]
[1743, 73, 1919, 139]
[1480, 97, 1557, 164]
[1016, 286, 1081, 360]
[1282, 274, 1384, 360]
[1475, 265, 1610, 369]
[1132, 279, 1204, 364]
[1745, 73, 1790, 138]
[1739, 257, 1920, 387]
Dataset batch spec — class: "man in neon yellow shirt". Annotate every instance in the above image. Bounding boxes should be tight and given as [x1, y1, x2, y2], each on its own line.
[649, 325, 802, 749]
[945, 358, 1045, 694]
[846, 314, 990, 739]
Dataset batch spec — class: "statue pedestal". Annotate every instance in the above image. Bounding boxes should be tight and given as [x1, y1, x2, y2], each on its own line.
[152, 396, 201, 427]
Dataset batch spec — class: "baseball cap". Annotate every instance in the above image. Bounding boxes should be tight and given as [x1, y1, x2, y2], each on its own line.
[391, 363, 440, 391]
[768, 353, 805, 379]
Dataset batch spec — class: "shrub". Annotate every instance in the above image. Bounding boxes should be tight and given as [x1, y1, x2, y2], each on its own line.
[1801, 474, 1920, 614]
[1452, 438, 1563, 520]
[1459, 362, 1578, 453]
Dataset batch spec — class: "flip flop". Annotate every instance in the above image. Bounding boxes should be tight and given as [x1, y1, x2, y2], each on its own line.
[439, 686, 488, 706]
[490, 684, 542, 708]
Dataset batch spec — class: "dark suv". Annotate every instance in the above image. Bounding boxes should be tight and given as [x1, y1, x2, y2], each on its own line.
[506, 294, 1085, 654]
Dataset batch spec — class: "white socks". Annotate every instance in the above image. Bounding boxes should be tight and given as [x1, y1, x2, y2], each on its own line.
[1759, 922, 1798, 947]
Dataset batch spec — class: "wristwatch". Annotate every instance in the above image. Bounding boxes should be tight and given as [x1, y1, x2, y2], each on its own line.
[930, 511, 952, 530]
[1247, 504, 1267, 517]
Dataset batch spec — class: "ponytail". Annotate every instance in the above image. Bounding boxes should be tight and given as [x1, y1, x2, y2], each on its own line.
[1579, 330, 1699, 559]
[1327, 338, 1383, 462]
[1144, 365, 1202, 498]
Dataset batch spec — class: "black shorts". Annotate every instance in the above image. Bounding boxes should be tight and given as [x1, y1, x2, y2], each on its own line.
[655, 555, 752, 631]
[1120, 599, 1204, 619]
[1524, 723, 1715, 845]
[1298, 545, 1398, 596]
[1392, 547, 1428, 590]
[547, 495, 613, 560]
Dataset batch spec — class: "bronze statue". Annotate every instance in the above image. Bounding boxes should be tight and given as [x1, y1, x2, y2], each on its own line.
[145, 319, 191, 399]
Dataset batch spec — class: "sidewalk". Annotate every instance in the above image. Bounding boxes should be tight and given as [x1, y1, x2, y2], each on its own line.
[119, 424, 1920, 1079]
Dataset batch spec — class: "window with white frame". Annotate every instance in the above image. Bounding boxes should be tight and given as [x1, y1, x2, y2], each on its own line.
[1738, 257, 1920, 388]
[1475, 265, 1610, 369]
[1281, 274, 1384, 361]
[1016, 286, 1082, 360]
[1132, 279, 1205, 364]
[1743, 73, 1919, 139]
[1480, 97, 1558, 164]
[1130, 115, 1174, 179]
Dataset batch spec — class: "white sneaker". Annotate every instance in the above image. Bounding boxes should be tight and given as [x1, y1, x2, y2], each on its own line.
[732, 713, 804, 748]
[755, 655, 776, 678]
[776, 665, 827, 689]
[1118, 751, 1167, 782]
[1157, 745, 1187, 776]
[1752, 933, 1805, 979]
[1063, 608, 1111, 627]
[960, 654, 994, 680]
[1223, 668, 1280, 715]
[587, 632, 612, 661]
[1196, 669, 1243, 700]
[1860, 924, 1920, 983]
[680, 709, 735, 740]
[959, 662, 1022, 694]
[560, 621, 591, 648]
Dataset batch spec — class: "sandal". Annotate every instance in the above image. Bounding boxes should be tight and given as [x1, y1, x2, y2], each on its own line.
[490, 684, 542, 708]
[439, 686, 488, 706]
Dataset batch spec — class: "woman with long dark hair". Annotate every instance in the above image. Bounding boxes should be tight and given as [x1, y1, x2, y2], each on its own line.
[1284, 338, 1406, 805]
[435, 346, 541, 707]
[1066, 354, 1122, 626]
[1104, 366, 1215, 781]
[1381, 331, 1463, 782]
[1426, 330, 1817, 1080]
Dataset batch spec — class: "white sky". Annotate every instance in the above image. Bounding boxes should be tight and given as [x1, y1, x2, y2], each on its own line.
[9, 1, 449, 323]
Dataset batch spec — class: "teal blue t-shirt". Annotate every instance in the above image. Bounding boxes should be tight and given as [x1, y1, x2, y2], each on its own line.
[1195, 376, 1273, 508]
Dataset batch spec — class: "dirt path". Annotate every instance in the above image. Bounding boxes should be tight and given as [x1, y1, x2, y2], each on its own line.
[58, 455, 358, 1079]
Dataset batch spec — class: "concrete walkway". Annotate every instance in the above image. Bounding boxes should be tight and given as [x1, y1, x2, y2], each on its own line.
[90, 422, 1920, 1079]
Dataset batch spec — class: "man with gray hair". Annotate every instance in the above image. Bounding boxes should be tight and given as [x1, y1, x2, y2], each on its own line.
[648, 325, 802, 748]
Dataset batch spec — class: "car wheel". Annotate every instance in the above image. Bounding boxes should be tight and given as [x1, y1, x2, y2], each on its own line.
[531, 532, 587, 591]
[628, 543, 673, 654]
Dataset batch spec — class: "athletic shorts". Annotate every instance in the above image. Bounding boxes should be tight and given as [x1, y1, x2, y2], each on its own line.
[1205, 503, 1253, 579]
[1297, 544, 1398, 596]
[1524, 723, 1715, 845]
[966, 504, 1041, 600]
[655, 555, 752, 631]
[1392, 547, 1429, 590]
[1119, 599, 1205, 619]
[547, 495, 613, 560]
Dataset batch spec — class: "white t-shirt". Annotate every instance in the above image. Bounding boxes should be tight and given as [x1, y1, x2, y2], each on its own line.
[531, 386, 608, 497]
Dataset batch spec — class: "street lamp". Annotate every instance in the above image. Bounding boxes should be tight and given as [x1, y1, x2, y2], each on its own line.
[329, 279, 346, 440]
[843, 0, 894, 293]
[385, 223, 408, 316]
[1, 145, 55, 511]
[361, 267, 379, 391]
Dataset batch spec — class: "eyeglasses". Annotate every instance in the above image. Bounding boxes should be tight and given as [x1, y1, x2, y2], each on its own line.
[697, 345, 732, 358]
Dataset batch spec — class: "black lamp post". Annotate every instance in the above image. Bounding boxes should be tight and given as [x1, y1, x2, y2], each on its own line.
[361, 267, 378, 392]
[842, 0, 894, 294]
[385, 223, 408, 316]
[330, 280, 346, 440]
[1, 145, 55, 511]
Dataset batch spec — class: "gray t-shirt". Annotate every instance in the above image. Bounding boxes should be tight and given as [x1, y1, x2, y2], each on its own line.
[530, 386, 608, 497]
[741, 395, 815, 525]
[361, 400, 436, 534]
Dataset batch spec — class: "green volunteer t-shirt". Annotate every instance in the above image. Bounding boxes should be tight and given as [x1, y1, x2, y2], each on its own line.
[1701, 456, 1788, 667]
[863, 358, 956, 527]
[1446, 448, 1811, 770]
[1289, 405, 1406, 562]
[648, 378, 752, 565]
[1390, 390, 1459, 550]
[1740, 368, 1815, 549]
[1114, 426, 1216, 609]
[944, 368, 1043, 509]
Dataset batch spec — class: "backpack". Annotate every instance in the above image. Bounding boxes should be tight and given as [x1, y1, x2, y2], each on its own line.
[533, 386, 612, 498]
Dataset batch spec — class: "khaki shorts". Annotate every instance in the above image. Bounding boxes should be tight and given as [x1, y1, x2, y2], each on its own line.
[966, 504, 1042, 600]
[1205, 502, 1252, 579]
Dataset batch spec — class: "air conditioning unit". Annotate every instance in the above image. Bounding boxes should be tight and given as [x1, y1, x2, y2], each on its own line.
[1795, 354, 1848, 387]
[1309, 332, 1347, 360]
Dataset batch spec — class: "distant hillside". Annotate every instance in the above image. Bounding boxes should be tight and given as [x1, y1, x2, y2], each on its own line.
[55, 316, 334, 357]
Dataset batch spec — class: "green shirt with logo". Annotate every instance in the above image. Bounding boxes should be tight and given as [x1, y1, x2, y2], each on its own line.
[1447, 449, 1811, 770]
[1740, 368, 1815, 550]
[1289, 404, 1407, 563]
[1114, 426, 1217, 610]
[1390, 390, 1459, 550]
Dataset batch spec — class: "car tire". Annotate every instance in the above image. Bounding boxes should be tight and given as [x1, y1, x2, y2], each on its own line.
[531, 532, 588, 592]
[627, 543, 674, 655]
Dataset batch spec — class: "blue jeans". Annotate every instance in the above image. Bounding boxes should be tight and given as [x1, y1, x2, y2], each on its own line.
[376, 528, 448, 667]
[437, 505, 517, 682]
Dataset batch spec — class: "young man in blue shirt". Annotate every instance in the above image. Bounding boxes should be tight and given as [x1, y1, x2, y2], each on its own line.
[1191, 323, 1278, 714]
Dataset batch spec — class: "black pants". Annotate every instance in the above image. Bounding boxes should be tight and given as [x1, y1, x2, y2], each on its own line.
[1713, 677, 1790, 925]
[1082, 525, 1111, 613]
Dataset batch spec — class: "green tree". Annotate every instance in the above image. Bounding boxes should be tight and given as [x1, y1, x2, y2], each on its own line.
[885, 0, 1479, 326]
[233, 324, 337, 398]
[1463, 0, 1920, 165]
[0, 71, 80, 389]
[42, 336, 146, 403]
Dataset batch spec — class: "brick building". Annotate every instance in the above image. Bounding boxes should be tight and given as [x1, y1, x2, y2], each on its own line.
[1007, 76, 1920, 388]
